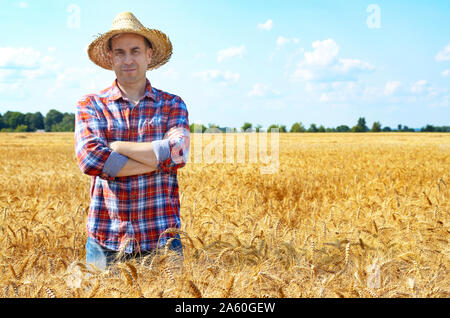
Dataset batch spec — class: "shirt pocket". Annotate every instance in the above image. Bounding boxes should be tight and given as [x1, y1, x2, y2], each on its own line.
[105, 121, 127, 142]
[139, 114, 167, 142]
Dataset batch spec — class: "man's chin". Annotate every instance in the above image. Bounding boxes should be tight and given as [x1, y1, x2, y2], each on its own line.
[118, 74, 144, 84]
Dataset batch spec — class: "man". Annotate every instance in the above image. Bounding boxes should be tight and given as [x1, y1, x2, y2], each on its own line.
[74, 12, 190, 270]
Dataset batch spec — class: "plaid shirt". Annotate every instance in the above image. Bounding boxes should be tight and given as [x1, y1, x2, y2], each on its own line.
[74, 79, 190, 253]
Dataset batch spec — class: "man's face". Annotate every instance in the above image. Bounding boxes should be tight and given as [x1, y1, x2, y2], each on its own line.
[109, 33, 152, 85]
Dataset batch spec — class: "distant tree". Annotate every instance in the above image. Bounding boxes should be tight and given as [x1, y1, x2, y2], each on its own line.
[438, 126, 450, 132]
[51, 113, 75, 132]
[14, 124, 28, 132]
[44, 109, 63, 132]
[308, 123, 318, 132]
[336, 125, 350, 132]
[420, 125, 450, 132]
[267, 124, 280, 132]
[32, 112, 45, 130]
[0, 113, 3, 130]
[255, 124, 263, 132]
[371, 121, 382, 132]
[318, 125, 326, 132]
[24, 112, 44, 132]
[3, 111, 25, 130]
[208, 123, 220, 129]
[241, 122, 253, 132]
[354, 117, 368, 132]
[290, 122, 306, 133]
[397, 124, 415, 132]
[279, 125, 287, 133]
[382, 126, 392, 132]
[24, 112, 35, 131]
[190, 123, 207, 133]
[326, 127, 337, 132]
[421, 124, 435, 132]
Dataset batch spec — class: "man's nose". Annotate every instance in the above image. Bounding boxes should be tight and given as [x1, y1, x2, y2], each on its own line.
[123, 53, 133, 65]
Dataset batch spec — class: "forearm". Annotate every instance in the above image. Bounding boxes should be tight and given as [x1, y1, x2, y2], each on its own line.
[111, 141, 159, 167]
[109, 127, 185, 174]
[110, 138, 171, 167]
[116, 157, 158, 177]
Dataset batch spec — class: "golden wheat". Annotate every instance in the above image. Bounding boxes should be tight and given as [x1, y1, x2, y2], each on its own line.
[0, 132, 448, 297]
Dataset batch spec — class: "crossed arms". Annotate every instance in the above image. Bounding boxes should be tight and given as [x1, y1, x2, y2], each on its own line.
[75, 97, 190, 180]
[108, 127, 185, 177]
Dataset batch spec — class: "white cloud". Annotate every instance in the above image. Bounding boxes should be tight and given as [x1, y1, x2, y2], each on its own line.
[442, 69, 450, 77]
[0, 47, 60, 82]
[333, 58, 375, 73]
[18, 2, 28, 9]
[159, 67, 179, 80]
[435, 43, 450, 62]
[0, 47, 41, 69]
[303, 76, 448, 107]
[217, 45, 246, 63]
[305, 82, 331, 93]
[410, 80, 429, 94]
[304, 39, 339, 66]
[384, 81, 402, 96]
[46, 66, 112, 99]
[292, 68, 314, 81]
[291, 39, 375, 82]
[317, 81, 360, 103]
[194, 52, 206, 60]
[362, 86, 383, 100]
[248, 83, 281, 98]
[193, 70, 240, 84]
[0, 78, 25, 94]
[257, 19, 273, 31]
[276, 36, 300, 48]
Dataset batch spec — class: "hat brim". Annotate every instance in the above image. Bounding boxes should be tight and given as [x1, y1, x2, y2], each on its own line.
[88, 28, 173, 71]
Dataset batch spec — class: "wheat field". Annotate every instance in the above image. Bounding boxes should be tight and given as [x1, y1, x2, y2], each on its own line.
[0, 132, 448, 298]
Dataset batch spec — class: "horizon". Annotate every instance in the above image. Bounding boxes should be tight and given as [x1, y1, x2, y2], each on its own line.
[0, 0, 449, 129]
[2, 108, 447, 132]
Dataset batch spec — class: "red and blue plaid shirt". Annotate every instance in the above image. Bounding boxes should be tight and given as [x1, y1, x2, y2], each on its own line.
[74, 79, 190, 253]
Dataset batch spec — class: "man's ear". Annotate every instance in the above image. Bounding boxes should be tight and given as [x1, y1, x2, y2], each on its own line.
[107, 50, 113, 66]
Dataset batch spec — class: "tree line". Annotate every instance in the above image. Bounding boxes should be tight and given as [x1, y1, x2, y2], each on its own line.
[0, 110, 74, 132]
[192, 117, 450, 133]
[1, 111, 448, 133]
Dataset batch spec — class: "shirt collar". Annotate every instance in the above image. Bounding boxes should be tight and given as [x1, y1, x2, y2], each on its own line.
[108, 78, 156, 102]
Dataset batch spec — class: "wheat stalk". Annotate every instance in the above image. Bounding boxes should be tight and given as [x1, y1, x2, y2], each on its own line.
[44, 286, 56, 298]
[188, 280, 202, 298]
[223, 275, 235, 298]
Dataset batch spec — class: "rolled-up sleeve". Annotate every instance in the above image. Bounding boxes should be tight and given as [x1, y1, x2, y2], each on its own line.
[74, 97, 128, 180]
[157, 97, 190, 174]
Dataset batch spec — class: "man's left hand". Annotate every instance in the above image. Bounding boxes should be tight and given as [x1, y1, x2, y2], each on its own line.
[164, 127, 185, 140]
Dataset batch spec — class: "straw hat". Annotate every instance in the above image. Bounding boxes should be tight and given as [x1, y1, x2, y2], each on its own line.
[88, 12, 172, 71]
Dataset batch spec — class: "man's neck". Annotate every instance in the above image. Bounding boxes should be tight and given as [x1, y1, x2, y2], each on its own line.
[117, 78, 147, 104]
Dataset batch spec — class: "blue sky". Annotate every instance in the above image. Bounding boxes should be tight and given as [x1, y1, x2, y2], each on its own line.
[1, 0, 449, 129]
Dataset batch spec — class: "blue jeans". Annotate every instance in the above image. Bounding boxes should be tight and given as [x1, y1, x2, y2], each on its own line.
[85, 236, 183, 270]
